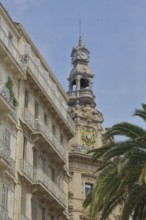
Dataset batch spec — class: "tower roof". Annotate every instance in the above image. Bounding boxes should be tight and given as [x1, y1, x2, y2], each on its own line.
[72, 36, 90, 54]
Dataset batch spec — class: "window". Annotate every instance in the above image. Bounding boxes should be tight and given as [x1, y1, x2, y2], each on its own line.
[21, 189, 26, 215]
[59, 175, 63, 190]
[60, 135, 64, 146]
[4, 128, 11, 149]
[24, 88, 29, 108]
[42, 159, 47, 174]
[0, 17, 5, 31]
[24, 43, 31, 55]
[1, 185, 8, 210]
[35, 101, 39, 118]
[23, 137, 27, 160]
[50, 215, 55, 220]
[42, 208, 46, 220]
[44, 114, 48, 126]
[31, 198, 38, 220]
[4, 23, 9, 46]
[51, 166, 55, 182]
[33, 150, 38, 169]
[85, 183, 93, 197]
[52, 124, 56, 136]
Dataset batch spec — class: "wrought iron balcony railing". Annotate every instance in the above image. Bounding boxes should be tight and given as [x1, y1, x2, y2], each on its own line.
[22, 108, 34, 130]
[0, 206, 8, 220]
[20, 159, 33, 181]
[34, 118, 67, 162]
[0, 80, 13, 108]
[20, 161, 67, 208]
[10, 106, 18, 121]
[0, 25, 24, 72]
[33, 169, 67, 208]
[0, 140, 11, 165]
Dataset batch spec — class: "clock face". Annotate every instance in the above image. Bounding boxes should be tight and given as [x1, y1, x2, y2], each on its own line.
[72, 50, 89, 63]
[79, 51, 88, 60]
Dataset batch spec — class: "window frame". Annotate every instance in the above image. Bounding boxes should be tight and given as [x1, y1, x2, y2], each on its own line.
[23, 136, 27, 160]
[85, 182, 93, 197]
[1, 184, 8, 210]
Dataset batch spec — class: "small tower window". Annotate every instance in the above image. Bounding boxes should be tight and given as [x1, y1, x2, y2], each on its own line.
[80, 78, 89, 89]
[85, 183, 93, 197]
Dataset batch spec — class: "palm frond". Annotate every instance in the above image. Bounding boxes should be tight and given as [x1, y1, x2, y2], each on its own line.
[104, 122, 146, 140]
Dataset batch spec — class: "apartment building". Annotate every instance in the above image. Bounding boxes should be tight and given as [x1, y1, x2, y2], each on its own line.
[0, 3, 75, 220]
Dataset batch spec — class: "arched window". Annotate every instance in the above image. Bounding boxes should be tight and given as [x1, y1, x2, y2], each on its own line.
[80, 78, 89, 89]
[71, 80, 77, 91]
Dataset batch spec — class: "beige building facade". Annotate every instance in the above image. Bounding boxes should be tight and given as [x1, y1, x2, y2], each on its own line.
[0, 3, 75, 220]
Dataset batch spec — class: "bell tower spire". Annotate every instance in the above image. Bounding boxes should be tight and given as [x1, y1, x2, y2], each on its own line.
[67, 37, 96, 108]
[67, 38, 104, 220]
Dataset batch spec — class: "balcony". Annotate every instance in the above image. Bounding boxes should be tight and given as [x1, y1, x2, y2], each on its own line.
[34, 118, 67, 163]
[10, 106, 18, 121]
[0, 80, 13, 113]
[7, 106, 18, 127]
[20, 159, 33, 183]
[0, 25, 26, 80]
[21, 108, 34, 131]
[79, 89, 94, 98]
[78, 89, 95, 104]
[23, 56, 75, 136]
[67, 90, 77, 98]
[0, 206, 8, 220]
[67, 90, 77, 106]
[33, 169, 67, 209]
[0, 140, 11, 170]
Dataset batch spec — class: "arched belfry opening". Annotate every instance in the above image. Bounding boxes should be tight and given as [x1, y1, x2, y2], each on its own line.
[70, 79, 77, 91]
[80, 78, 89, 89]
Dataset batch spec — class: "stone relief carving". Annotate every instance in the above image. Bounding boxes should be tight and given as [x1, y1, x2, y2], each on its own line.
[68, 106, 103, 123]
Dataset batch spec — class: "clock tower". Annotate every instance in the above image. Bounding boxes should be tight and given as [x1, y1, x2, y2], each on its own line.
[67, 37, 104, 220]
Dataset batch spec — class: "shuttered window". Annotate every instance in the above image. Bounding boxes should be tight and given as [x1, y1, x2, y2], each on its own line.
[1, 185, 8, 210]
[24, 88, 29, 108]
[23, 137, 27, 160]
[4, 128, 11, 149]
[42, 208, 46, 220]
[42, 159, 47, 174]
[21, 189, 26, 215]
[31, 198, 38, 220]
[33, 150, 37, 168]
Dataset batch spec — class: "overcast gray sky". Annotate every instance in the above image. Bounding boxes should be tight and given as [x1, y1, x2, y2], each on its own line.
[2, 0, 146, 129]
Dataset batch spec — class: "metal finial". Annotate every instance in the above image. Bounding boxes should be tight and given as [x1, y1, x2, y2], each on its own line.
[79, 18, 82, 37]
[78, 18, 83, 46]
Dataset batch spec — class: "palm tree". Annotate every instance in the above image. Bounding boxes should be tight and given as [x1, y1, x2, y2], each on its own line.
[84, 103, 146, 220]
